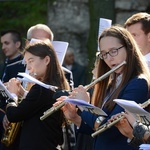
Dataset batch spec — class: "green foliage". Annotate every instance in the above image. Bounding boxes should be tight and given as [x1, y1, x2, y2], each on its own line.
[87, 0, 115, 82]
[0, 0, 48, 38]
[0, 0, 48, 62]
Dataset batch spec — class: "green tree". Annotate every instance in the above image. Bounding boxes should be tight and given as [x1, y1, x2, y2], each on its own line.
[0, 0, 48, 62]
[87, 0, 115, 81]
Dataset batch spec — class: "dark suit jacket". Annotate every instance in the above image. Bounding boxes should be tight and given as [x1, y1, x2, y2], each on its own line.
[0, 63, 5, 80]
[78, 77, 149, 150]
[63, 62, 87, 88]
[1, 55, 25, 83]
[0, 54, 26, 146]
[6, 84, 63, 150]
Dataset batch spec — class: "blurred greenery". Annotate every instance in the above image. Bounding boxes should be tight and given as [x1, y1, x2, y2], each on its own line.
[0, 0, 48, 62]
[0, 0, 48, 36]
[0, 0, 115, 80]
[87, 0, 115, 81]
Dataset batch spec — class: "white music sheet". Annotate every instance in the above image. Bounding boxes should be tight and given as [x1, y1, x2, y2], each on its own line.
[52, 41, 69, 65]
[18, 72, 58, 92]
[65, 98, 107, 116]
[97, 18, 112, 51]
[29, 39, 69, 65]
[139, 144, 150, 150]
[0, 80, 17, 101]
[113, 99, 150, 121]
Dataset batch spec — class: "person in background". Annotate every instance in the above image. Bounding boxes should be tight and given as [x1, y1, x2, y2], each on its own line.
[26, 23, 53, 42]
[57, 25, 150, 150]
[0, 30, 25, 82]
[63, 49, 87, 88]
[5, 41, 70, 150]
[26, 24, 73, 89]
[26, 23, 75, 150]
[124, 12, 150, 70]
[0, 29, 25, 150]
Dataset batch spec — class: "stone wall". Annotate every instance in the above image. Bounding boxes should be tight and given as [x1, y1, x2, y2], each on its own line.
[116, 0, 150, 25]
[47, 0, 150, 67]
[47, 0, 89, 66]
[0, 1, 150, 67]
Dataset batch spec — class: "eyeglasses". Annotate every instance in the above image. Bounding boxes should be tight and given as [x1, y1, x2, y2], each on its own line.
[99, 45, 124, 60]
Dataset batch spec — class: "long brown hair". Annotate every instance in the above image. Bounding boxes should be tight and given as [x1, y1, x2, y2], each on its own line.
[92, 25, 150, 111]
[24, 41, 70, 91]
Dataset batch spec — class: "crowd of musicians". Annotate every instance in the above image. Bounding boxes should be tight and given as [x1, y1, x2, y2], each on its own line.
[0, 12, 150, 150]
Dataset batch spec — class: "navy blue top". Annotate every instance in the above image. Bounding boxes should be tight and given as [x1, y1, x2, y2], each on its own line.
[1, 54, 25, 83]
[78, 77, 149, 150]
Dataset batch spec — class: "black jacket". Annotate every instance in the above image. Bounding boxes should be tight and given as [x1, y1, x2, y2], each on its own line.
[0, 54, 25, 145]
[7, 84, 63, 150]
[1, 54, 25, 83]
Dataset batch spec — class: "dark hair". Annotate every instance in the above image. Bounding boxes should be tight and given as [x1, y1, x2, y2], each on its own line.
[24, 41, 70, 90]
[124, 12, 150, 34]
[1, 29, 22, 49]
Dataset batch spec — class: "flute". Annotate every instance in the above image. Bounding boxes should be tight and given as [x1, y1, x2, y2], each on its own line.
[91, 99, 150, 138]
[40, 61, 126, 121]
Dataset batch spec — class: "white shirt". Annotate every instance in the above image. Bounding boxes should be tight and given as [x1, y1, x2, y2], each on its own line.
[144, 53, 150, 71]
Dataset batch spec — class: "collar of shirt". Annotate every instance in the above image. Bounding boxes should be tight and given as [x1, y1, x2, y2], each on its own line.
[65, 65, 72, 71]
[116, 74, 123, 88]
[6, 54, 22, 65]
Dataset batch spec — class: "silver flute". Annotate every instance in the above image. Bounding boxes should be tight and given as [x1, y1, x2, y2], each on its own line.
[91, 99, 150, 138]
[40, 61, 126, 121]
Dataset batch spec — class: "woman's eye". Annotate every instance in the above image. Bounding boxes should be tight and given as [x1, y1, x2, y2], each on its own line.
[28, 60, 33, 64]
[110, 49, 117, 54]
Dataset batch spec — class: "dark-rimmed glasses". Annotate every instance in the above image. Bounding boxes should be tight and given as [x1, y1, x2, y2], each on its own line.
[99, 45, 124, 60]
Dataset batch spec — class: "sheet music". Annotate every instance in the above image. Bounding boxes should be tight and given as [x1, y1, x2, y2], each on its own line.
[52, 41, 69, 65]
[18, 72, 58, 92]
[0, 80, 17, 101]
[65, 98, 107, 116]
[139, 144, 150, 150]
[113, 99, 150, 121]
[98, 18, 112, 51]
[29, 39, 69, 65]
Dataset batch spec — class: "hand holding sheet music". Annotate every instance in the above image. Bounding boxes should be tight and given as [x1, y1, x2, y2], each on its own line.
[0, 80, 18, 102]
[113, 99, 150, 121]
[65, 98, 107, 116]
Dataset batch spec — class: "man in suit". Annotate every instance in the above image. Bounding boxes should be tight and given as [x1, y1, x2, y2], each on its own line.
[0, 30, 25, 82]
[0, 29, 26, 150]
[63, 49, 87, 88]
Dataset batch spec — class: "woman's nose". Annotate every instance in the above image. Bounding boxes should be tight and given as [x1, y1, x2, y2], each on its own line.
[26, 64, 31, 71]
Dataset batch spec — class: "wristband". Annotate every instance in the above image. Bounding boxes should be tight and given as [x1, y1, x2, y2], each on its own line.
[133, 123, 147, 140]
[96, 116, 104, 124]
[128, 137, 143, 148]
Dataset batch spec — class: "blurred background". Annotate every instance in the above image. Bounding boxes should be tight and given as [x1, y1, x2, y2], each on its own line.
[0, 0, 150, 83]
